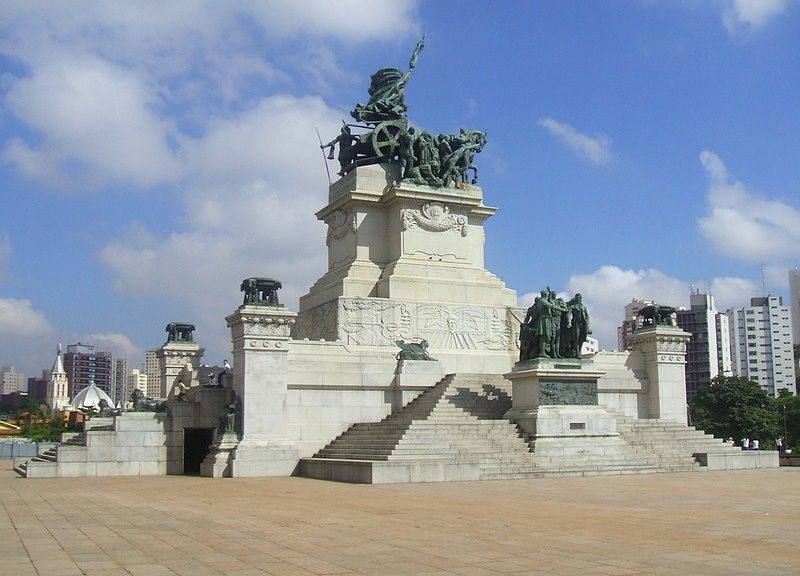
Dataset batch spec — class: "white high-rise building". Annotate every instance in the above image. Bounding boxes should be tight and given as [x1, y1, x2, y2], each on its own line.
[675, 291, 732, 399]
[789, 268, 800, 346]
[0, 366, 25, 395]
[726, 296, 796, 397]
[126, 369, 148, 404]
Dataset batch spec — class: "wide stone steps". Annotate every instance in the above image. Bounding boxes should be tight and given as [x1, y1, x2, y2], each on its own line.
[312, 373, 530, 467]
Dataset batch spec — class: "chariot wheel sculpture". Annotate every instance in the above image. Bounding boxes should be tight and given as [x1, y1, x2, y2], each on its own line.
[370, 120, 406, 158]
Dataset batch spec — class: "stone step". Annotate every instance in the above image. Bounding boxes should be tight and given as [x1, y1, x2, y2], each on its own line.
[12, 463, 27, 477]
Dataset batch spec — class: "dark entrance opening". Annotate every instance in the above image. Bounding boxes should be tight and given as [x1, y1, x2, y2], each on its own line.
[183, 428, 215, 475]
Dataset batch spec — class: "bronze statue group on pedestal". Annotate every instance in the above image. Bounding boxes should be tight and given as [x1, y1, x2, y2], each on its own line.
[519, 289, 591, 362]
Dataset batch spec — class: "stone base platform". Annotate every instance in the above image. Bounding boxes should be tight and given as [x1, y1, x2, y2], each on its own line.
[298, 458, 480, 484]
[696, 450, 779, 470]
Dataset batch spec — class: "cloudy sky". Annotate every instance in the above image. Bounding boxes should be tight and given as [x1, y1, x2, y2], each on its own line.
[1, 1, 799, 378]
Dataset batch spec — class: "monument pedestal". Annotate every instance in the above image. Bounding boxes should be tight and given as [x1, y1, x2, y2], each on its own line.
[225, 304, 299, 477]
[504, 358, 621, 456]
[627, 325, 691, 424]
[156, 340, 204, 399]
[200, 433, 238, 478]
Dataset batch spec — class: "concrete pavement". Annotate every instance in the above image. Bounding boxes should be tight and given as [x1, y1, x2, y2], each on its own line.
[1, 467, 798, 576]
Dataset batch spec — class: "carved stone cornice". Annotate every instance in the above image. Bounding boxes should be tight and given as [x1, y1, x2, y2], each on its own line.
[226, 307, 297, 351]
[627, 327, 691, 364]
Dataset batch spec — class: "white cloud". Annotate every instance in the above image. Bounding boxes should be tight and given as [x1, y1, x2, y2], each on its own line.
[708, 276, 760, 310]
[0, 298, 53, 337]
[244, 0, 418, 41]
[3, 55, 181, 188]
[0, 2, 419, 190]
[81, 332, 142, 361]
[722, 0, 789, 35]
[560, 266, 688, 349]
[538, 117, 612, 165]
[698, 150, 800, 262]
[99, 94, 342, 361]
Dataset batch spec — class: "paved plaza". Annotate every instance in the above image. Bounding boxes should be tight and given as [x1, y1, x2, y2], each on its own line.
[1, 467, 798, 576]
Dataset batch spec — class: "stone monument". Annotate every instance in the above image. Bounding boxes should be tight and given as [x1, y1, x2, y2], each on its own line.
[224, 280, 299, 476]
[506, 288, 619, 457]
[299, 38, 519, 375]
[155, 322, 204, 399]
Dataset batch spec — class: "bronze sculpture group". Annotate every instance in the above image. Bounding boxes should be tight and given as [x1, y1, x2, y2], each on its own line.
[165, 322, 195, 343]
[519, 289, 591, 362]
[241, 277, 282, 306]
[320, 36, 486, 189]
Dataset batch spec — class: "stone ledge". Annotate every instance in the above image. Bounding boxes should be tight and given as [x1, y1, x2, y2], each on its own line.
[694, 450, 779, 470]
[298, 458, 480, 484]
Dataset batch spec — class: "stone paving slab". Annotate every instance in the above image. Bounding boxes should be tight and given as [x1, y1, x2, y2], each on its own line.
[1, 466, 798, 575]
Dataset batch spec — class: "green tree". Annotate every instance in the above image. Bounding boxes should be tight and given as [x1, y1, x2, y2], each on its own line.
[773, 393, 800, 451]
[690, 375, 779, 443]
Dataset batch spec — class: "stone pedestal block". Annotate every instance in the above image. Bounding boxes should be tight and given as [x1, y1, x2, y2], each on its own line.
[200, 434, 238, 478]
[504, 358, 621, 457]
[155, 341, 204, 399]
[627, 326, 691, 424]
[504, 358, 605, 436]
[225, 304, 299, 476]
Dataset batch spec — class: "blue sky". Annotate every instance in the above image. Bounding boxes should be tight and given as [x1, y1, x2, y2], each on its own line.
[1, 0, 799, 378]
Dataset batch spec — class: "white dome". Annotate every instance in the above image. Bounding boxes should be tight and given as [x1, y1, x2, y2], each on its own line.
[70, 381, 114, 410]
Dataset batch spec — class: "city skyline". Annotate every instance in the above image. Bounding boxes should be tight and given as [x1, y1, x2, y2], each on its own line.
[1, 1, 799, 376]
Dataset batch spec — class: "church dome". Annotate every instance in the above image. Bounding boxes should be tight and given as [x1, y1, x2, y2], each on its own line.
[70, 380, 114, 411]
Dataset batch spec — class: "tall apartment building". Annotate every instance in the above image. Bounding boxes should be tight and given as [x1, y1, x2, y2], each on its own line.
[726, 296, 796, 397]
[111, 357, 128, 405]
[675, 291, 732, 399]
[789, 268, 800, 346]
[0, 366, 25, 395]
[617, 299, 654, 351]
[63, 343, 112, 397]
[143, 350, 161, 398]
[126, 369, 148, 403]
[27, 370, 50, 403]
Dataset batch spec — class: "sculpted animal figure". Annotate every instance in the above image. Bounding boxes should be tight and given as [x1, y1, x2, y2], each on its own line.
[395, 339, 436, 361]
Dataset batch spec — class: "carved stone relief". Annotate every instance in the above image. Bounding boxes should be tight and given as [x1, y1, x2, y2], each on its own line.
[292, 301, 338, 341]
[335, 298, 514, 351]
[325, 209, 356, 246]
[400, 202, 468, 237]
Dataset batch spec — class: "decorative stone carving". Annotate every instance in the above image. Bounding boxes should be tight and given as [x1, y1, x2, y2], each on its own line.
[239, 315, 296, 338]
[401, 202, 468, 237]
[325, 209, 357, 246]
[292, 301, 338, 341]
[539, 381, 599, 406]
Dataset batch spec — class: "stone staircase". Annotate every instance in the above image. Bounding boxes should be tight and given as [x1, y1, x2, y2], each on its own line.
[313, 374, 529, 466]
[14, 431, 89, 478]
[606, 410, 774, 470]
[300, 373, 710, 483]
[12, 414, 168, 478]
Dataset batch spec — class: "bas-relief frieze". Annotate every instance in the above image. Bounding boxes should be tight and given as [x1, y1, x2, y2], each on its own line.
[400, 202, 468, 237]
[337, 298, 514, 350]
[292, 302, 338, 341]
